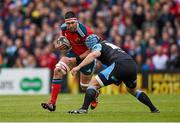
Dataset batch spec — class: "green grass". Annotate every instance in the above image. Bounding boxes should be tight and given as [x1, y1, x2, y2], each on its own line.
[0, 94, 180, 122]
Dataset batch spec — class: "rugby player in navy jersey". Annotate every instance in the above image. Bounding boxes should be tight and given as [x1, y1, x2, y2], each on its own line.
[69, 34, 160, 114]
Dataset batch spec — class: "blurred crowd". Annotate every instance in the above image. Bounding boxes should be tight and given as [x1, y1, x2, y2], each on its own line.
[0, 0, 180, 72]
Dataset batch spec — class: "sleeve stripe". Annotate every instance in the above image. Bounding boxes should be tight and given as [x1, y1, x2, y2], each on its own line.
[77, 23, 87, 37]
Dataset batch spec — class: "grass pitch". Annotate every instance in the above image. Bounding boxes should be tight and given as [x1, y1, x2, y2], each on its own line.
[0, 94, 180, 122]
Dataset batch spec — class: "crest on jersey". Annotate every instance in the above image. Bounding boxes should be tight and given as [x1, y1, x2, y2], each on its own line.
[75, 38, 81, 43]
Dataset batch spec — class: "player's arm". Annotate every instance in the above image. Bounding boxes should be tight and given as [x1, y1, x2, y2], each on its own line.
[71, 51, 101, 76]
[78, 50, 90, 59]
[67, 50, 90, 64]
[71, 43, 102, 76]
[79, 51, 101, 68]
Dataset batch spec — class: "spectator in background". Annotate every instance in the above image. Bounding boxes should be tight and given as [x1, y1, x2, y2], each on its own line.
[158, 3, 175, 34]
[142, 58, 155, 71]
[124, 16, 137, 36]
[15, 47, 29, 67]
[14, 57, 23, 68]
[146, 38, 157, 58]
[0, 0, 179, 72]
[39, 44, 57, 71]
[167, 44, 180, 69]
[152, 45, 168, 70]
[159, 30, 171, 55]
[132, 5, 145, 29]
[142, 10, 157, 32]
[5, 38, 17, 67]
[113, 35, 122, 48]
[135, 54, 143, 71]
[26, 54, 37, 68]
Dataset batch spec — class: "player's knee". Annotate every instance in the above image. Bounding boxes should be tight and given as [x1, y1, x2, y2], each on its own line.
[55, 61, 70, 75]
[80, 82, 89, 91]
[125, 80, 136, 89]
[127, 88, 137, 96]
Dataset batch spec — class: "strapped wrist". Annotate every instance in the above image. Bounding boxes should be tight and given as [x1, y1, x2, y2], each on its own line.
[75, 56, 81, 61]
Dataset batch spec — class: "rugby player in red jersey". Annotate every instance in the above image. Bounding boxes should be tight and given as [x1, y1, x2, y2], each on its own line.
[41, 11, 98, 111]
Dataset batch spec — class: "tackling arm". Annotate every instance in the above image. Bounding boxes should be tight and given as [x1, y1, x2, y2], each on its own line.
[78, 51, 101, 68]
[78, 50, 91, 59]
[70, 51, 101, 76]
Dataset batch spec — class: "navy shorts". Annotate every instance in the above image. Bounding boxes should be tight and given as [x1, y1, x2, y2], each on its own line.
[66, 50, 96, 75]
[95, 60, 137, 89]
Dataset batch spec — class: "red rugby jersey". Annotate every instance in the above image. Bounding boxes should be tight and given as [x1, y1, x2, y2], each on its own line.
[60, 22, 93, 55]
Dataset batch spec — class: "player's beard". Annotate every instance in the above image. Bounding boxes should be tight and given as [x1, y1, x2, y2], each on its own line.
[69, 27, 76, 32]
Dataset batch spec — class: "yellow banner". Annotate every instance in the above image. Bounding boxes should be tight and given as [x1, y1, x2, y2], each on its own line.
[67, 73, 144, 94]
[148, 73, 180, 94]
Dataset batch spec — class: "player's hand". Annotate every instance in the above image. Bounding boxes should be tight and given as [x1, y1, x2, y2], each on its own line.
[53, 38, 61, 48]
[71, 66, 80, 76]
[53, 41, 67, 50]
[53, 37, 67, 50]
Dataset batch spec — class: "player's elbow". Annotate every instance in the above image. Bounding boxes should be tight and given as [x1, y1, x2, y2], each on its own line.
[91, 52, 100, 58]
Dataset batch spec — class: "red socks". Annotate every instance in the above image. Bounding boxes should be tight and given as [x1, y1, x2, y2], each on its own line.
[50, 79, 62, 105]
